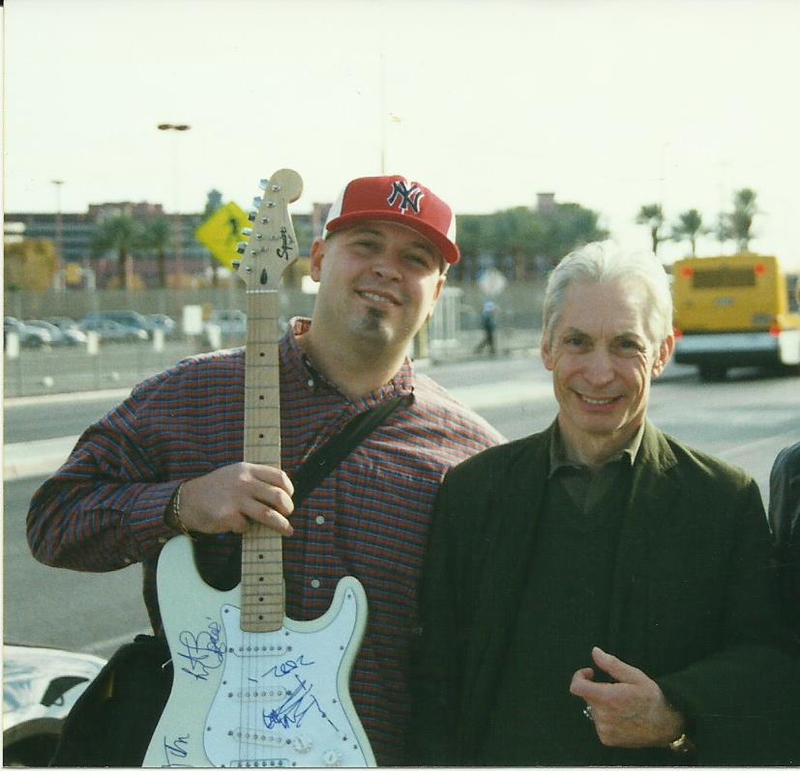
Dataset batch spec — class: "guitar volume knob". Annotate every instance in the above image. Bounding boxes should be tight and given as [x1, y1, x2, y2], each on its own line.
[322, 749, 342, 767]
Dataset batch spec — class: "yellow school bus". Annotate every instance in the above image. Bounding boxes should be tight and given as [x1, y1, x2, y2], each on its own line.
[672, 253, 800, 380]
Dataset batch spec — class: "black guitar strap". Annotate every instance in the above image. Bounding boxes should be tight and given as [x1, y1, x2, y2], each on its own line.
[212, 393, 412, 587]
[291, 392, 412, 508]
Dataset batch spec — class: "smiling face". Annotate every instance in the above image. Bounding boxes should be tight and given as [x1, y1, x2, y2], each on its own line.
[308, 221, 446, 358]
[541, 278, 674, 464]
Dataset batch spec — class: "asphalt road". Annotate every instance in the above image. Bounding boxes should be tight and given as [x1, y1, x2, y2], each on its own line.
[4, 354, 799, 659]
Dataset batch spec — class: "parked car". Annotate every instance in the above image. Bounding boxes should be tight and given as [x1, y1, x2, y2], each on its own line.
[3, 644, 106, 766]
[26, 319, 87, 347]
[80, 317, 148, 343]
[4, 317, 51, 348]
[44, 316, 83, 333]
[203, 309, 248, 346]
[205, 309, 247, 336]
[81, 310, 151, 340]
[145, 313, 178, 339]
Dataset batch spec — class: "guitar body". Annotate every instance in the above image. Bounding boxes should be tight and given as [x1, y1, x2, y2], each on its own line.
[143, 536, 375, 768]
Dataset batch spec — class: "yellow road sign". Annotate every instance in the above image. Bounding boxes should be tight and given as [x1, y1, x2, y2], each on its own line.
[195, 202, 250, 269]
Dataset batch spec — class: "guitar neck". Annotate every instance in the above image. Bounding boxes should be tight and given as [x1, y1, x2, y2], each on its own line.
[240, 289, 284, 632]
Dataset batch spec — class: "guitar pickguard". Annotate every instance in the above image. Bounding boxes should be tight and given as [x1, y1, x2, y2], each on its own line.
[142, 536, 375, 768]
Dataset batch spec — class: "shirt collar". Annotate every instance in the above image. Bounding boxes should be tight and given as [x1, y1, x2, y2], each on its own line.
[549, 421, 645, 477]
[282, 316, 416, 405]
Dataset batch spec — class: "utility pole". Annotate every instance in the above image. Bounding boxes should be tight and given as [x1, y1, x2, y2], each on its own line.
[51, 179, 65, 290]
[157, 123, 191, 285]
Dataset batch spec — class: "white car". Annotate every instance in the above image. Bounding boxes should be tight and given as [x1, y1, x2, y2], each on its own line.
[3, 644, 106, 766]
[3, 317, 51, 348]
[27, 319, 88, 347]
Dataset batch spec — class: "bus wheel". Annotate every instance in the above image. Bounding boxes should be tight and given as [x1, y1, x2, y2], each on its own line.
[699, 364, 727, 382]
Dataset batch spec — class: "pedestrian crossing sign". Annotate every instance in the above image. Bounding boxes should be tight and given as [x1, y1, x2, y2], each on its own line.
[195, 202, 250, 270]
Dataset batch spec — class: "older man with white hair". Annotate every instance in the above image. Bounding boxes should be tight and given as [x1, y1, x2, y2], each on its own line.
[408, 240, 800, 766]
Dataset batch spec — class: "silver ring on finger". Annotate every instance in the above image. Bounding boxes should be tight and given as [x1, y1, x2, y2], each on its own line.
[583, 705, 594, 722]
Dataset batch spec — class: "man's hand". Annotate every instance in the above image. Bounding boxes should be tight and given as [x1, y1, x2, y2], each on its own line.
[178, 463, 295, 536]
[570, 646, 684, 748]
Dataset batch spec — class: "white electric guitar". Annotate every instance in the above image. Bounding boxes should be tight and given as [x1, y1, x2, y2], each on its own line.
[143, 170, 375, 768]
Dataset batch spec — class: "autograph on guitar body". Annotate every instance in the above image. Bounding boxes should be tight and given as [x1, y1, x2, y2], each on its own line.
[143, 170, 375, 768]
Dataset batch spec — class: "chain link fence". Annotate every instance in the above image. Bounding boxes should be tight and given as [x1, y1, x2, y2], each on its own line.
[4, 283, 546, 398]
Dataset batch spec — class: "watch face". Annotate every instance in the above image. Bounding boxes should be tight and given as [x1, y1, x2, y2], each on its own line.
[669, 734, 696, 754]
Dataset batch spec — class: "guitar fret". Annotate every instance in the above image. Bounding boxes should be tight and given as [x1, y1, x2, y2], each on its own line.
[241, 549, 282, 556]
[241, 551, 282, 560]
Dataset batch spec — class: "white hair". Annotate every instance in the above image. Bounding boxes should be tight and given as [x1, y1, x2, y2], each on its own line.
[542, 240, 673, 348]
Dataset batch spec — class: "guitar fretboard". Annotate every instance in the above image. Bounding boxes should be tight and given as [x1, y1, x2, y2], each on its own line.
[240, 289, 284, 632]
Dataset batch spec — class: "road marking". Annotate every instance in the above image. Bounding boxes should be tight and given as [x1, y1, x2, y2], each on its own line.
[4, 387, 131, 408]
[4, 436, 79, 481]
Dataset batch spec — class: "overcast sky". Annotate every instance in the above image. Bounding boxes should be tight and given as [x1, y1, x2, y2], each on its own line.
[4, 0, 800, 267]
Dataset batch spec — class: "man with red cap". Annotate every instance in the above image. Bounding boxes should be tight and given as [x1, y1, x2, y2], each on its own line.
[28, 175, 503, 765]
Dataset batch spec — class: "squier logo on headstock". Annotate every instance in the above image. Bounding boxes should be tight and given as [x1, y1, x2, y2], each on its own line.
[143, 170, 376, 768]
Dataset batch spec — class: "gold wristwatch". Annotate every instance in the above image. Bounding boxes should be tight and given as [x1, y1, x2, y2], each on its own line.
[669, 732, 696, 755]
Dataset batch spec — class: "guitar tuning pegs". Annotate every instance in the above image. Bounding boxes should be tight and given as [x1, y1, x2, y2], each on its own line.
[242, 227, 252, 237]
[248, 210, 256, 222]
[258, 179, 269, 190]
[252, 196, 263, 208]
[232, 260, 241, 269]
[236, 242, 247, 254]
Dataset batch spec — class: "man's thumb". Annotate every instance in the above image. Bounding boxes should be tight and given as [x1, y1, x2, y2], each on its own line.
[591, 646, 643, 683]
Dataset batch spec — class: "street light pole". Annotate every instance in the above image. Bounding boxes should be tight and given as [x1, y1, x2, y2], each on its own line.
[51, 179, 64, 291]
[157, 123, 191, 286]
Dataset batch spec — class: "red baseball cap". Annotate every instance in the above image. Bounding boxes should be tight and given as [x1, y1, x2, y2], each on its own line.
[323, 175, 460, 265]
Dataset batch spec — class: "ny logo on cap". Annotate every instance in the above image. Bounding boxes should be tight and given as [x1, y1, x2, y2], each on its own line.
[387, 180, 425, 215]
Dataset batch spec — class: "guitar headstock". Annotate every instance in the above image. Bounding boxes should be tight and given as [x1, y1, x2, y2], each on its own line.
[235, 169, 303, 291]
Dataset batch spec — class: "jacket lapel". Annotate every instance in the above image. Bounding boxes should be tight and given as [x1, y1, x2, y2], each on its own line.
[607, 421, 679, 651]
[462, 426, 553, 750]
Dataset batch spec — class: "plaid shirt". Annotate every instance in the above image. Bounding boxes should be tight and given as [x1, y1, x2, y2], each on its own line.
[27, 318, 503, 764]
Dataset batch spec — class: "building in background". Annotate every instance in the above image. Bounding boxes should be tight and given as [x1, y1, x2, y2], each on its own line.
[4, 204, 316, 290]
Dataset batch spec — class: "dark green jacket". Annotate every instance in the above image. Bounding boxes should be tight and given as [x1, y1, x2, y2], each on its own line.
[408, 421, 800, 765]
[769, 441, 800, 642]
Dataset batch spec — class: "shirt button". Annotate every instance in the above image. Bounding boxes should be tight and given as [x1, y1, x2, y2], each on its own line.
[315, 515, 325, 525]
[307, 378, 315, 388]
[310, 579, 321, 589]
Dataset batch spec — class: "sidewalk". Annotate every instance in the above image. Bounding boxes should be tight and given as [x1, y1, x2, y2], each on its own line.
[4, 435, 80, 482]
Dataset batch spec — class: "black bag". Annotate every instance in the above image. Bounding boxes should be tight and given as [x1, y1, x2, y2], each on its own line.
[49, 395, 410, 767]
[50, 634, 172, 766]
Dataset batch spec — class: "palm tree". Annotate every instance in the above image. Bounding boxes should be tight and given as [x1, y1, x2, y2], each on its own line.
[729, 188, 758, 252]
[715, 188, 759, 253]
[713, 212, 733, 252]
[671, 209, 704, 256]
[91, 215, 140, 289]
[141, 217, 173, 288]
[635, 204, 665, 254]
